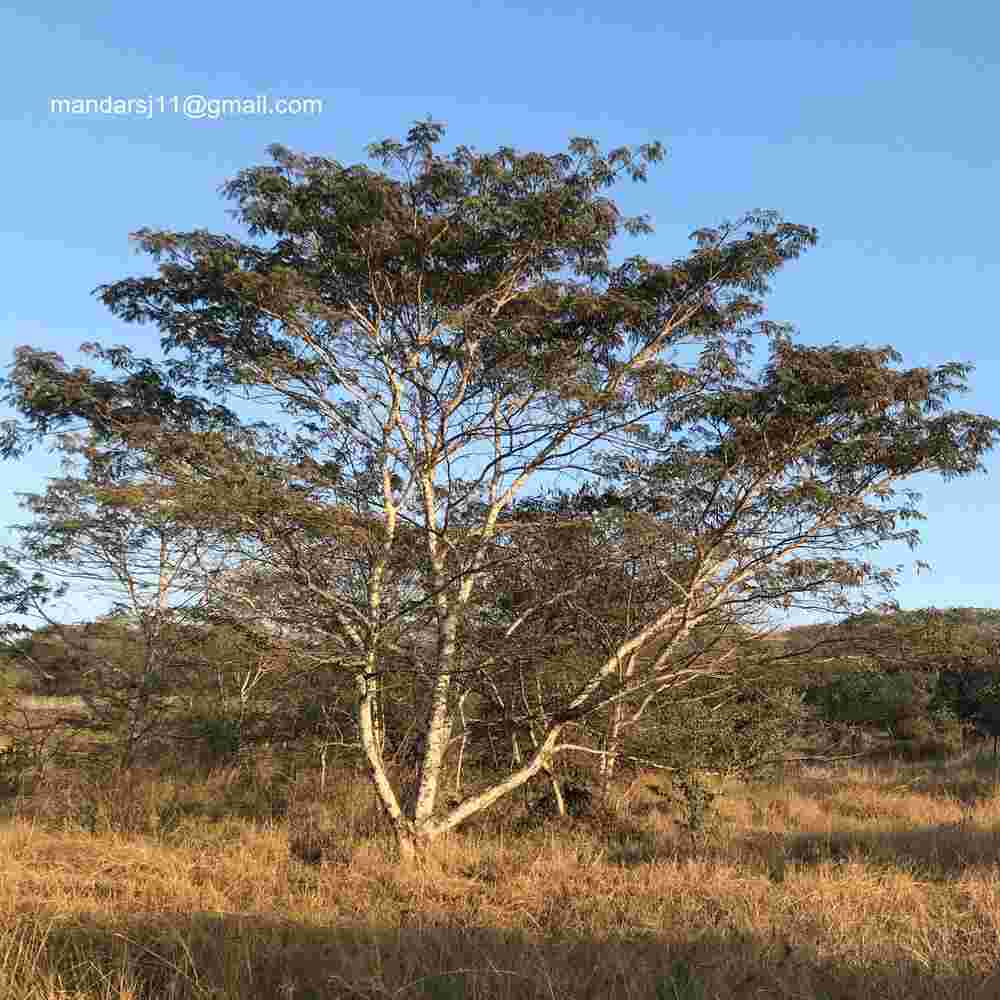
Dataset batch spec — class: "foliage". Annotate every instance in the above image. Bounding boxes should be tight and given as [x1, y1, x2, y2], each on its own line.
[783, 606, 1000, 756]
[934, 670, 1000, 741]
[805, 670, 928, 736]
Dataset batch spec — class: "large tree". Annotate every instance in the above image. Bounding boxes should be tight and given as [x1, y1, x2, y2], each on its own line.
[3, 122, 996, 858]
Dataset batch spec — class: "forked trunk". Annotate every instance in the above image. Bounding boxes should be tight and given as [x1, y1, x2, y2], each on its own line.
[382, 724, 568, 862]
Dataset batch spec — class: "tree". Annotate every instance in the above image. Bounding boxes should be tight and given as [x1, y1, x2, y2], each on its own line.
[3, 122, 996, 858]
[0, 433, 230, 769]
[790, 607, 1000, 758]
[805, 669, 931, 743]
[919, 610, 1000, 764]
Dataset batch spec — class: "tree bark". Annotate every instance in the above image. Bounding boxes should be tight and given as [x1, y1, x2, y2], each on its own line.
[394, 828, 419, 864]
[547, 768, 566, 817]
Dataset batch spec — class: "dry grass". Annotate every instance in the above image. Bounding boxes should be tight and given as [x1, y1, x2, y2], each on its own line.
[2, 756, 1000, 998]
[13, 695, 88, 713]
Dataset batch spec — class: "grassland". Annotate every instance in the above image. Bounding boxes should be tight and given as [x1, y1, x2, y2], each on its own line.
[1, 749, 1000, 999]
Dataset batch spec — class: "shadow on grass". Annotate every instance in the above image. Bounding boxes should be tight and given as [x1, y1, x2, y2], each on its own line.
[500, 799, 669, 869]
[13, 907, 1000, 1000]
[907, 775, 1000, 807]
[777, 821, 1000, 876]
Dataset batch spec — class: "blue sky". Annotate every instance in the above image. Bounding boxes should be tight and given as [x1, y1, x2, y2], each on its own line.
[0, 1, 998, 619]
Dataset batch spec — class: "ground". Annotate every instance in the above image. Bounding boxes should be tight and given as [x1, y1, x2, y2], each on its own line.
[1, 755, 999, 998]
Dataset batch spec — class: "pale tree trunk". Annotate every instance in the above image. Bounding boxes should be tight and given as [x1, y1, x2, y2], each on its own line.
[546, 766, 566, 817]
[390, 723, 568, 861]
[356, 666, 415, 854]
[601, 702, 624, 799]
[600, 652, 637, 796]
[360, 594, 715, 857]
[157, 532, 170, 613]
[413, 659, 453, 824]
[529, 727, 565, 816]
[521, 668, 564, 815]
[425, 724, 566, 837]
[411, 470, 471, 830]
[511, 732, 530, 809]
[365, 650, 385, 759]
[362, 461, 398, 767]
[454, 691, 470, 798]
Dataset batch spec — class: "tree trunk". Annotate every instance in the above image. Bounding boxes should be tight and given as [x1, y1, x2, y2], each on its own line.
[512, 733, 530, 809]
[600, 652, 635, 796]
[601, 708, 624, 797]
[547, 769, 566, 817]
[413, 676, 453, 822]
[395, 828, 419, 864]
[454, 690, 470, 798]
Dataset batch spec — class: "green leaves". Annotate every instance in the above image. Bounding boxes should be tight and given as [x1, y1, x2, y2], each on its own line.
[0, 560, 50, 638]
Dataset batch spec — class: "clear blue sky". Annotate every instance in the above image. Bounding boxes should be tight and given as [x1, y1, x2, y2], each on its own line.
[1, 1, 997, 619]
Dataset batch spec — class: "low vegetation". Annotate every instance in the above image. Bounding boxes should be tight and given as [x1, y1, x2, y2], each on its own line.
[2, 747, 1000, 999]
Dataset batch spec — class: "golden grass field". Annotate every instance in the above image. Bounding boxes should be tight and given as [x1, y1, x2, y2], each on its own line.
[2, 753, 1000, 999]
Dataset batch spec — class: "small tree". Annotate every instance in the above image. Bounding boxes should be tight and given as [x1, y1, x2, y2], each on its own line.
[805, 669, 929, 746]
[793, 607, 1000, 758]
[3, 123, 996, 857]
[0, 435, 229, 769]
[935, 660, 1000, 786]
